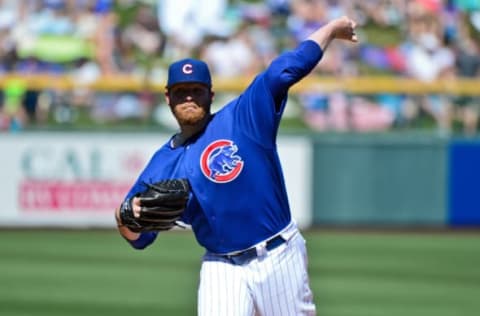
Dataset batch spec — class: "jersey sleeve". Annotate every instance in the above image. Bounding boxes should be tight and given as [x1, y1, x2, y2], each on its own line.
[235, 40, 323, 146]
[264, 40, 324, 104]
[120, 145, 170, 250]
[125, 231, 158, 249]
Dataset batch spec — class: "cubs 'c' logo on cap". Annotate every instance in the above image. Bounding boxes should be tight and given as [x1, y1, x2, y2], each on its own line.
[182, 64, 193, 74]
[200, 140, 244, 183]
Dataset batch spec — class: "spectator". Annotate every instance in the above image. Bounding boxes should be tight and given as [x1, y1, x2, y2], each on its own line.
[157, 0, 232, 58]
[452, 23, 480, 135]
[200, 24, 262, 79]
[1, 78, 27, 131]
[287, 0, 347, 132]
[404, 4, 456, 133]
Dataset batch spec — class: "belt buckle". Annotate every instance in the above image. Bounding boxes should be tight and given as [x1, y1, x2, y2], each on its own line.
[227, 249, 254, 265]
[255, 241, 267, 257]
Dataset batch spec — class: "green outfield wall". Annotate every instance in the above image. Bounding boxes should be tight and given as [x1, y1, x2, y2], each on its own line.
[311, 134, 448, 226]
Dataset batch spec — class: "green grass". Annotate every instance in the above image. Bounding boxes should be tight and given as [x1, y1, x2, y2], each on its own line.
[0, 230, 479, 316]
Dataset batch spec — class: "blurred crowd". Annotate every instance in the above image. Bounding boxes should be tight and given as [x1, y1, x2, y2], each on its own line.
[0, 0, 479, 134]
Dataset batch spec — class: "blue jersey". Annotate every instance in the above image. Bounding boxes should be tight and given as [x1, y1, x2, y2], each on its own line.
[126, 40, 323, 253]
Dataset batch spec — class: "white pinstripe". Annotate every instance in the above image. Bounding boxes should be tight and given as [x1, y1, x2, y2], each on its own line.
[198, 257, 254, 316]
[197, 227, 316, 316]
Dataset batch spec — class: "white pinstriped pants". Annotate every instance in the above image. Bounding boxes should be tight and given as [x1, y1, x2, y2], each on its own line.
[198, 228, 316, 316]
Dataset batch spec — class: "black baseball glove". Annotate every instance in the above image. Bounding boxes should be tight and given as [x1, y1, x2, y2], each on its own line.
[119, 179, 190, 232]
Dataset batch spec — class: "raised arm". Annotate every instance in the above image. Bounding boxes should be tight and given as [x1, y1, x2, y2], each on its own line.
[308, 15, 358, 51]
[261, 16, 358, 111]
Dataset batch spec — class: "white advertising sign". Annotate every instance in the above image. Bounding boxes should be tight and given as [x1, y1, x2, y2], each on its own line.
[0, 133, 311, 228]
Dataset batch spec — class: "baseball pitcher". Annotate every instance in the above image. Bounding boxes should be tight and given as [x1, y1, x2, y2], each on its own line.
[115, 16, 357, 316]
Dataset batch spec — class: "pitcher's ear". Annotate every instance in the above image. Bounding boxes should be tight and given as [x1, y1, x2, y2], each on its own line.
[165, 91, 171, 105]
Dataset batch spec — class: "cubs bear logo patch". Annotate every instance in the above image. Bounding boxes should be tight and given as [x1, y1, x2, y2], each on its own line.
[200, 139, 244, 183]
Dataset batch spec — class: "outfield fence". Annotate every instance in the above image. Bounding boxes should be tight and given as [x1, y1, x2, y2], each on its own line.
[1, 132, 479, 229]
